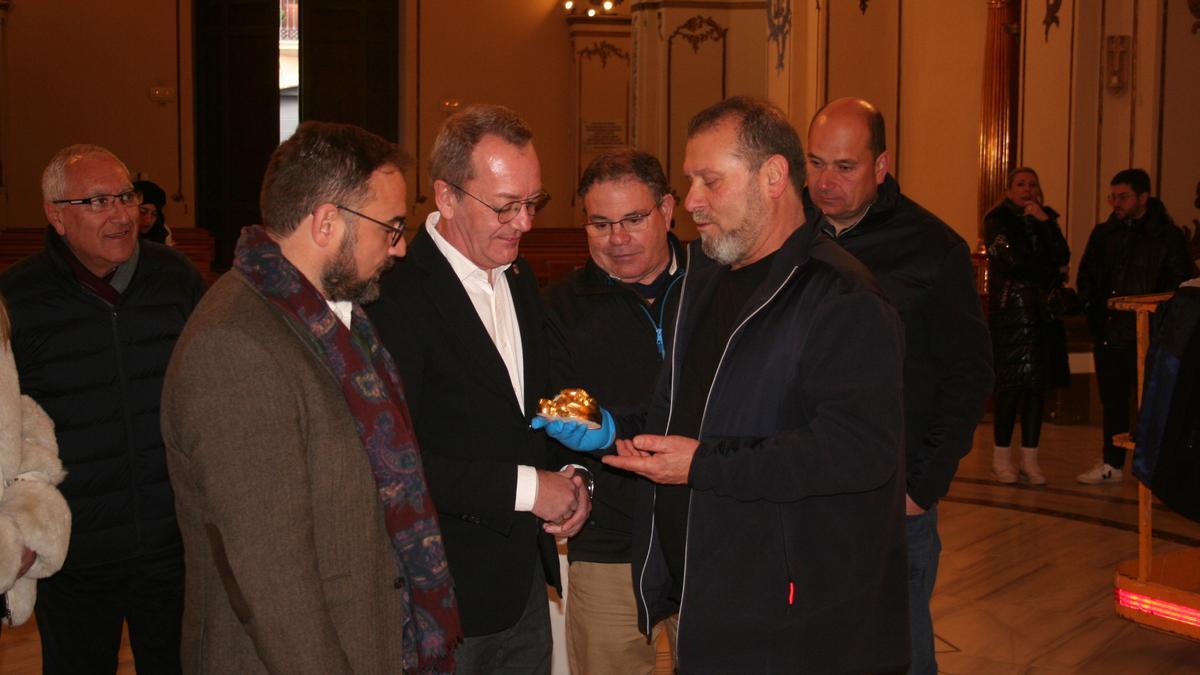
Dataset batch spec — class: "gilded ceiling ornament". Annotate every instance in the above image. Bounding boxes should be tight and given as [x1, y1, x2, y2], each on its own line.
[578, 41, 630, 68]
[767, 0, 792, 73]
[670, 15, 728, 54]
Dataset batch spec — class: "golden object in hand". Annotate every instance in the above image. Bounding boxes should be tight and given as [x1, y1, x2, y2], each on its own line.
[538, 388, 601, 428]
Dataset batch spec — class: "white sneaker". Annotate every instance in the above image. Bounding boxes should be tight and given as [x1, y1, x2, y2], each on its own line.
[1076, 462, 1123, 485]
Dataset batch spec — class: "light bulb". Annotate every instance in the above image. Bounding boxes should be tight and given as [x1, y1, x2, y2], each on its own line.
[564, 0, 574, 9]
[587, 8, 596, 16]
[603, 1, 614, 10]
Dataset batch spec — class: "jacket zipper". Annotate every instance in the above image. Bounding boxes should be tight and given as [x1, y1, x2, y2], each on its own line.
[636, 273, 684, 359]
[638, 258, 799, 664]
[110, 309, 144, 551]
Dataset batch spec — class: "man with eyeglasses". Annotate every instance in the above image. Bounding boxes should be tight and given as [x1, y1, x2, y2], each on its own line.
[161, 121, 462, 673]
[1075, 168, 1197, 484]
[367, 104, 590, 674]
[0, 144, 205, 674]
[538, 149, 684, 674]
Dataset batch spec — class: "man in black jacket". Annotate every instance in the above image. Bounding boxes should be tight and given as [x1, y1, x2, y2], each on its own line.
[541, 149, 684, 673]
[543, 97, 909, 673]
[366, 105, 590, 674]
[806, 98, 994, 675]
[0, 144, 204, 674]
[1075, 168, 1197, 484]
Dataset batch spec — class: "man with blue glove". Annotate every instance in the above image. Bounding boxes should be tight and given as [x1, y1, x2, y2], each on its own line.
[537, 149, 685, 674]
[537, 97, 909, 674]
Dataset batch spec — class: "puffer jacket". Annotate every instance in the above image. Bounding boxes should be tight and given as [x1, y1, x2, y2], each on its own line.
[1076, 198, 1197, 347]
[0, 228, 204, 570]
[984, 199, 1071, 390]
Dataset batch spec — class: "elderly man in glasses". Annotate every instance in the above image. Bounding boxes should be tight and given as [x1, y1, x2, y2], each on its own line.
[0, 144, 205, 674]
[538, 149, 684, 674]
[367, 104, 590, 674]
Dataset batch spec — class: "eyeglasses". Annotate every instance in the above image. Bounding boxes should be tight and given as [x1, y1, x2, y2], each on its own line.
[52, 189, 142, 212]
[446, 182, 550, 224]
[583, 200, 662, 238]
[336, 205, 406, 247]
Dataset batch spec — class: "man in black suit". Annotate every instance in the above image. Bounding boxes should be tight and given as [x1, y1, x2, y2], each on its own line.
[367, 104, 590, 674]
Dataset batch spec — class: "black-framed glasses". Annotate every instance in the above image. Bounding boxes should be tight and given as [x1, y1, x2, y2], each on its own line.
[582, 199, 662, 238]
[52, 189, 142, 213]
[446, 182, 550, 224]
[336, 205, 406, 247]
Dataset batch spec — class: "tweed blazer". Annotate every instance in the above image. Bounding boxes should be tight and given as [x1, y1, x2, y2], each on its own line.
[161, 271, 406, 675]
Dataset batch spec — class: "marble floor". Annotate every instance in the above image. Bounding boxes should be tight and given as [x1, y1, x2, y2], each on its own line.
[2, 420, 1198, 673]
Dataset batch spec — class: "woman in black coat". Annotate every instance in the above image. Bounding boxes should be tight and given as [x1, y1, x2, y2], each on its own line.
[985, 167, 1070, 485]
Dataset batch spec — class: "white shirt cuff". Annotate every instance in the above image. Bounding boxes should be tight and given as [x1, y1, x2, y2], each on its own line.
[514, 464, 538, 511]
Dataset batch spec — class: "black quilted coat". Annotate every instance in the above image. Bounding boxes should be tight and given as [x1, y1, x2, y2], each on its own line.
[984, 200, 1071, 391]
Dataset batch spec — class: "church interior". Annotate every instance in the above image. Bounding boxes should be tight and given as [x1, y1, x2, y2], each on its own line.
[1, 0, 1199, 672]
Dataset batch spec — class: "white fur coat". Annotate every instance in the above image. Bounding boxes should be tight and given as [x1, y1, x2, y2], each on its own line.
[0, 340, 70, 626]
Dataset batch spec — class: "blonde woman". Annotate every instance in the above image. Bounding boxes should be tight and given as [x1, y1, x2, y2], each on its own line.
[0, 294, 70, 628]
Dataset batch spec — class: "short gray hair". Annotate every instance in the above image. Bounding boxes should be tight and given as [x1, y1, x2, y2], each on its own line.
[428, 104, 533, 193]
[41, 144, 128, 202]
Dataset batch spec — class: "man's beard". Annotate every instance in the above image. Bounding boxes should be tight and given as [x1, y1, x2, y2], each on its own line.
[321, 226, 392, 304]
[699, 180, 767, 266]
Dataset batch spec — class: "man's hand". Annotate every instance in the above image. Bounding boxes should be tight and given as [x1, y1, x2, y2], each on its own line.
[905, 494, 926, 516]
[532, 467, 581, 525]
[602, 434, 698, 485]
[544, 469, 591, 537]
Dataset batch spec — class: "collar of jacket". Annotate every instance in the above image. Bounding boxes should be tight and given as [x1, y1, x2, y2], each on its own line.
[571, 232, 687, 297]
[803, 173, 902, 240]
[42, 224, 143, 296]
[685, 215, 818, 295]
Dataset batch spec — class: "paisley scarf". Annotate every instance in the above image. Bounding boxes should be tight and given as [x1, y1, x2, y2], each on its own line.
[234, 225, 461, 672]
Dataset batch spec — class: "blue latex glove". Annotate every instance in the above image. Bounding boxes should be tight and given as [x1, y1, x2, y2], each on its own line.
[531, 409, 616, 452]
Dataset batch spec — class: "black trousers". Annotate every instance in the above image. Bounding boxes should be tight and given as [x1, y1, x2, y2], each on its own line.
[35, 547, 183, 675]
[1094, 343, 1139, 468]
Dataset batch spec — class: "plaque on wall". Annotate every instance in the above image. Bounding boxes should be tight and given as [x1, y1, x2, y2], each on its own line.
[582, 120, 627, 151]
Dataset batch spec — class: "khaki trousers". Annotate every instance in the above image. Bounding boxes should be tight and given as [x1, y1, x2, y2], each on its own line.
[565, 561, 676, 675]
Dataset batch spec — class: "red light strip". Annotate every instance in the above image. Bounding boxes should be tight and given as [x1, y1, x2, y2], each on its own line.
[1116, 589, 1200, 628]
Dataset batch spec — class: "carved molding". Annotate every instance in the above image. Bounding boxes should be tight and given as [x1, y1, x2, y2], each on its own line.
[1043, 0, 1062, 42]
[668, 15, 728, 54]
[1190, 0, 1200, 34]
[767, 0, 792, 73]
[578, 41, 631, 68]
[860, 0, 869, 14]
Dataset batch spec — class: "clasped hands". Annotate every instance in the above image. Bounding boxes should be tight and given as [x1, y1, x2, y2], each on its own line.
[533, 466, 591, 537]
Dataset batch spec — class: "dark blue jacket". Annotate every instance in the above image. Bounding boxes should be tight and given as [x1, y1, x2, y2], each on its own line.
[625, 223, 909, 674]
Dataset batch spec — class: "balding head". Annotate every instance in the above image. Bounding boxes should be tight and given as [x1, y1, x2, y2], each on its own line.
[805, 98, 890, 233]
[810, 98, 886, 159]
